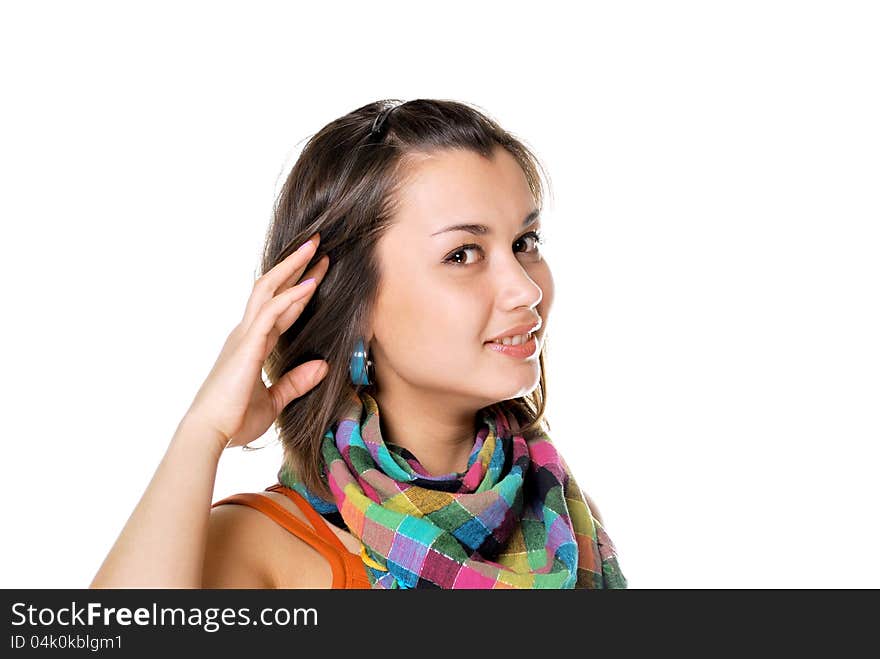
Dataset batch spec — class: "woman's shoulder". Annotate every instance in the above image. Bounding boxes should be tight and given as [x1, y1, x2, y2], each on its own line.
[204, 489, 335, 589]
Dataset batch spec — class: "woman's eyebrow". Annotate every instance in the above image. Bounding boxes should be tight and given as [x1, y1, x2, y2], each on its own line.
[431, 208, 540, 236]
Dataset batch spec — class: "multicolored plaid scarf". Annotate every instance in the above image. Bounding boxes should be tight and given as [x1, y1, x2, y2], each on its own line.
[277, 389, 627, 589]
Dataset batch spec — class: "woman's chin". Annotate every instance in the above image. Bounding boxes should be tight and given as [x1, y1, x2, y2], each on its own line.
[485, 370, 542, 401]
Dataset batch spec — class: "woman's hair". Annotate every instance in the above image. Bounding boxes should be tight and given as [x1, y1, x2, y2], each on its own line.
[258, 98, 554, 500]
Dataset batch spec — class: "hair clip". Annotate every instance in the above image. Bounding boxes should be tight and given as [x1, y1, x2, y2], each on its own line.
[370, 103, 402, 137]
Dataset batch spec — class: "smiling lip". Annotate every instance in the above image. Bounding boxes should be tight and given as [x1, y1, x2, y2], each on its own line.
[486, 320, 542, 343]
[485, 334, 539, 359]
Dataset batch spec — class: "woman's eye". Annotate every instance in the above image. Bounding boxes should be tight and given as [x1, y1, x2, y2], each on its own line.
[443, 230, 544, 267]
[515, 230, 544, 254]
[445, 244, 481, 266]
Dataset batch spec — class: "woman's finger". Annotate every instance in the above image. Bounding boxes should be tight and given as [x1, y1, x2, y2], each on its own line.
[241, 232, 320, 329]
[243, 254, 328, 366]
[267, 359, 329, 413]
[277, 248, 327, 291]
[239, 276, 318, 366]
[274, 254, 329, 332]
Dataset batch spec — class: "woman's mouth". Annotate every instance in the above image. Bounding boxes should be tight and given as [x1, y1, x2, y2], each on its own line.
[484, 332, 539, 359]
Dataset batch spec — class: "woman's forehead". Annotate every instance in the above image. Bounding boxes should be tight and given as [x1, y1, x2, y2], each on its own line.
[392, 148, 535, 233]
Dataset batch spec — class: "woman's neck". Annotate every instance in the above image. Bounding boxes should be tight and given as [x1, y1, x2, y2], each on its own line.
[370, 384, 480, 477]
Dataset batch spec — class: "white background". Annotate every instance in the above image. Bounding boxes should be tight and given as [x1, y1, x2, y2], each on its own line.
[1, 1, 877, 588]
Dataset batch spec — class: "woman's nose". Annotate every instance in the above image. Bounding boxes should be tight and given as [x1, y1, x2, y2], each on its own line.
[494, 258, 543, 310]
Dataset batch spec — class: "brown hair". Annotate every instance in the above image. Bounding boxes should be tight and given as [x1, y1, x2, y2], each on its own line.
[257, 98, 554, 501]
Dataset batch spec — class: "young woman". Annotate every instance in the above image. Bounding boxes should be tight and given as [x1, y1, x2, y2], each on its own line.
[90, 99, 627, 589]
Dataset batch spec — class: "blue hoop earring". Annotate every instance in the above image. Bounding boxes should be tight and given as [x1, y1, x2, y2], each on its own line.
[349, 337, 374, 386]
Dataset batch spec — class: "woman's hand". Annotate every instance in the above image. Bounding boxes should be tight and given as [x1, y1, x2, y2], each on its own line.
[185, 232, 330, 451]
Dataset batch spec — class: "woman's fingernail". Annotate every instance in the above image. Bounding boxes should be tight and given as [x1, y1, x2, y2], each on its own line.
[310, 361, 329, 380]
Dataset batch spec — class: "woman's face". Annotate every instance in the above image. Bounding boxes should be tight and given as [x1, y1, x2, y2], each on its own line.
[369, 145, 554, 409]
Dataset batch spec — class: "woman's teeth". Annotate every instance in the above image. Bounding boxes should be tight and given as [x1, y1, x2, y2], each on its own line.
[492, 332, 532, 346]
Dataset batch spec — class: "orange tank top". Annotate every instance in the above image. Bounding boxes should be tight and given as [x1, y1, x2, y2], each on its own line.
[211, 483, 372, 589]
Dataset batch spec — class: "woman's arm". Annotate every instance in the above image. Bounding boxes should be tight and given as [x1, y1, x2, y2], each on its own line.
[90, 232, 329, 589]
[89, 413, 227, 588]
